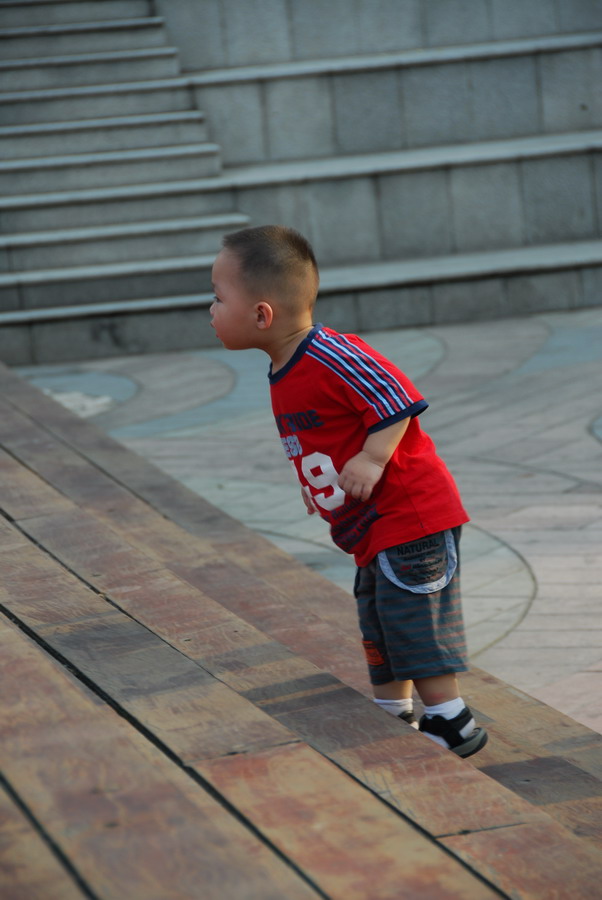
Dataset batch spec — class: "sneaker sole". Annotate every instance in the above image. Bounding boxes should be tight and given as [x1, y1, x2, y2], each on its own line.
[452, 727, 488, 759]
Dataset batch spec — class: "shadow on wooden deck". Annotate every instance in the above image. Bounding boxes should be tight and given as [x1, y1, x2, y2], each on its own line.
[1, 360, 600, 899]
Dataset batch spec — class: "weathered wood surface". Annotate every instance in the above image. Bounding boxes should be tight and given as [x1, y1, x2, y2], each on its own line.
[0, 783, 87, 900]
[199, 742, 495, 900]
[0, 516, 500, 898]
[1, 361, 602, 898]
[0, 617, 318, 900]
[2, 386, 600, 815]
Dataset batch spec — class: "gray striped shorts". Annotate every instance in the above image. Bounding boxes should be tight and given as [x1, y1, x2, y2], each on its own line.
[354, 527, 468, 684]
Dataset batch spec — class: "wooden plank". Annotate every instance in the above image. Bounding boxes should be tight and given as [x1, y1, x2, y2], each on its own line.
[0, 580, 502, 900]
[0, 521, 503, 897]
[441, 821, 602, 900]
[463, 669, 602, 761]
[0, 458, 358, 726]
[0, 616, 319, 900]
[0, 397, 219, 568]
[0, 510, 335, 710]
[174, 553, 602, 827]
[0, 515, 344, 755]
[7, 515, 600, 898]
[0, 397, 332, 627]
[0, 528, 115, 629]
[2, 369, 602, 876]
[463, 669, 602, 847]
[17, 508, 164, 592]
[4, 472, 600, 884]
[0, 536, 296, 764]
[0, 449, 72, 521]
[0, 514, 33, 553]
[7, 575, 602, 900]
[544, 732, 602, 781]
[328, 734, 541, 837]
[0, 373, 239, 541]
[543, 797, 602, 847]
[46, 614, 296, 763]
[171, 556, 371, 694]
[0, 422, 367, 696]
[0, 786, 85, 900]
[263, 693, 602, 896]
[0, 400, 555, 789]
[198, 742, 500, 900]
[233, 659, 602, 895]
[477, 756, 602, 808]
[4, 410, 581, 820]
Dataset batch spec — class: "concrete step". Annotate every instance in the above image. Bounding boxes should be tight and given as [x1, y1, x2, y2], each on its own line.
[0, 18, 167, 59]
[0, 177, 236, 231]
[0, 76, 192, 124]
[2, 239, 602, 363]
[2, 131, 600, 246]
[0, 111, 208, 159]
[179, 0, 602, 70]
[188, 31, 602, 164]
[8, 30, 598, 134]
[0, 47, 179, 91]
[1, 240, 600, 333]
[316, 237, 602, 337]
[0, 213, 250, 270]
[0, 1, 151, 28]
[0, 143, 222, 194]
[0, 253, 216, 311]
[0, 177, 238, 232]
[205, 131, 602, 263]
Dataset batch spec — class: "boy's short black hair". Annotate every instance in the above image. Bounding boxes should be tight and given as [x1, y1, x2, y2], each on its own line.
[222, 225, 319, 309]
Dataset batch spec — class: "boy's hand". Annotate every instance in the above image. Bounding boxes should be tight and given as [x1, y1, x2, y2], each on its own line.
[301, 487, 317, 515]
[338, 451, 385, 502]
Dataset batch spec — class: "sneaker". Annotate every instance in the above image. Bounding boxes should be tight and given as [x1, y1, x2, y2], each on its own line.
[399, 709, 419, 729]
[419, 706, 488, 758]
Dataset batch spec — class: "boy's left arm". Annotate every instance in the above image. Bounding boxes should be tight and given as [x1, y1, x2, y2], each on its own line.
[338, 418, 410, 502]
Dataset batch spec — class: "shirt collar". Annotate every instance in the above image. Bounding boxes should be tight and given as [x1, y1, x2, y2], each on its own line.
[268, 323, 322, 384]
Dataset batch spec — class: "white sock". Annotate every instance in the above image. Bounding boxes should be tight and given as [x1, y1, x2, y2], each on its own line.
[373, 697, 414, 717]
[423, 697, 465, 720]
[422, 697, 474, 749]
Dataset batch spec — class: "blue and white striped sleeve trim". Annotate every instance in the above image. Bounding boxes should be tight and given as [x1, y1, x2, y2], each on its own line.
[307, 330, 427, 426]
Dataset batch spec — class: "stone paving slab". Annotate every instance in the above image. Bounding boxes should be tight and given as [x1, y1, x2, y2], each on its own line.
[15, 308, 602, 733]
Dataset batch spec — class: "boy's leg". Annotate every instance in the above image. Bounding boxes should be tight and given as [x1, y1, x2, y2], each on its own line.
[354, 561, 419, 726]
[413, 672, 459, 705]
[373, 680, 413, 701]
[414, 672, 487, 758]
[372, 679, 418, 727]
[372, 529, 488, 758]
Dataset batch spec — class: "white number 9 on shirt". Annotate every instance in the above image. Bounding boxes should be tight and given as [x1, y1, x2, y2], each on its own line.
[301, 451, 346, 511]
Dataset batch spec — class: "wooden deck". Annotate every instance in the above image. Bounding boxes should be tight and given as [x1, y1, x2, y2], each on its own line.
[1, 358, 601, 900]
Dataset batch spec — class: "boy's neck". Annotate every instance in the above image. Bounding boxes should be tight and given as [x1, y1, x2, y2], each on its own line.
[268, 323, 315, 373]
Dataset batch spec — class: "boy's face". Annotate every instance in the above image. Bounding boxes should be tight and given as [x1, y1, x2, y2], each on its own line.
[210, 249, 260, 350]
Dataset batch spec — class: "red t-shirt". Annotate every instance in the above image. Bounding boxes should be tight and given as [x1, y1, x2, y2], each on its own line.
[269, 325, 469, 566]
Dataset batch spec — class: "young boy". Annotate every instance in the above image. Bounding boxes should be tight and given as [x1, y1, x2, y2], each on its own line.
[210, 225, 488, 758]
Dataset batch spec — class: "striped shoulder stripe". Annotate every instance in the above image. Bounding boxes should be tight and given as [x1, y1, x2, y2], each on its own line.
[307, 330, 413, 419]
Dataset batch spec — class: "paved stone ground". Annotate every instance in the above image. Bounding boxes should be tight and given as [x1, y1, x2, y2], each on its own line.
[17, 307, 602, 733]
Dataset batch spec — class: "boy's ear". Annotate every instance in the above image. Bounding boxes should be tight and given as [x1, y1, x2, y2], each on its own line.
[255, 301, 274, 329]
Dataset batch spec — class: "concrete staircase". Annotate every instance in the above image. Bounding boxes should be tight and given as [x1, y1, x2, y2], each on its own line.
[0, 0, 249, 363]
[186, 3, 602, 337]
[1, 0, 602, 363]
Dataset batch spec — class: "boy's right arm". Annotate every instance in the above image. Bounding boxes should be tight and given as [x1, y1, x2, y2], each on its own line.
[338, 417, 410, 502]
